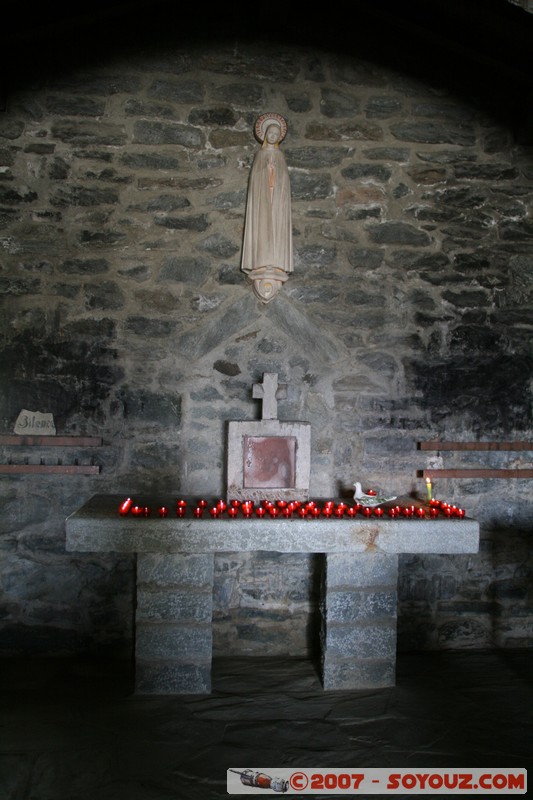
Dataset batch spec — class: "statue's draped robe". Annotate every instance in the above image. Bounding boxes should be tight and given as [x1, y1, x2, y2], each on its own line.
[241, 145, 293, 276]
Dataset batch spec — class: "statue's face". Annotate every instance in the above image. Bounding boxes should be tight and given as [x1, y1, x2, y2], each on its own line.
[265, 124, 281, 145]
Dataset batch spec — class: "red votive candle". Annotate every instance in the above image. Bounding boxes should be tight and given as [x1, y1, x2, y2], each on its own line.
[255, 506, 266, 517]
[374, 507, 384, 517]
[269, 507, 279, 518]
[216, 500, 227, 512]
[230, 499, 241, 508]
[176, 499, 187, 508]
[387, 507, 397, 518]
[362, 507, 373, 517]
[158, 506, 169, 517]
[209, 507, 219, 517]
[429, 507, 439, 518]
[297, 507, 307, 518]
[333, 506, 345, 517]
[193, 507, 204, 517]
[227, 507, 238, 518]
[415, 507, 426, 518]
[131, 505, 143, 516]
[322, 507, 333, 517]
[282, 507, 292, 517]
[456, 508, 466, 518]
[118, 497, 133, 516]
[176, 507, 186, 517]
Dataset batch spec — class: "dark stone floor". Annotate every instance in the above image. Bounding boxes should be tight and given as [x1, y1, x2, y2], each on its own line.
[0, 650, 530, 799]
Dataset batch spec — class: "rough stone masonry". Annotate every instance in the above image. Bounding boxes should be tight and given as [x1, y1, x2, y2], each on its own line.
[0, 13, 532, 660]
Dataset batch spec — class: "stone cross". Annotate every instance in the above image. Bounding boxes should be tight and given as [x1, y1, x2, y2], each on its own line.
[252, 373, 287, 420]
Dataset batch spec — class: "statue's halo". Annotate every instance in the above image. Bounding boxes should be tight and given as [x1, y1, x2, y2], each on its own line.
[254, 113, 288, 144]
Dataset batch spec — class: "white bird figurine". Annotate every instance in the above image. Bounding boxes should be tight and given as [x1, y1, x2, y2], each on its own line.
[353, 482, 396, 506]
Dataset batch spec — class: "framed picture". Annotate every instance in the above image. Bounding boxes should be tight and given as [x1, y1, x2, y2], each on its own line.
[227, 420, 310, 502]
[243, 435, 297, 489]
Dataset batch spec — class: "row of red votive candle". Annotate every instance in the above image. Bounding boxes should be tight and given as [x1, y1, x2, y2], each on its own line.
[386, 503, 465, 519]
[429, 499, 466, 518]
[118, 497, 466, 519]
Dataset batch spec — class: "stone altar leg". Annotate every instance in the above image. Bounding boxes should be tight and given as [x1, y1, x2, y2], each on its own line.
[321, 553, 399, 690]
[135, 553, 214, 694]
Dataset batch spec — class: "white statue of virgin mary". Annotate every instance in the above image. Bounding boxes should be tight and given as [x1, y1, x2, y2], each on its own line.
[241, 113, 293, 303]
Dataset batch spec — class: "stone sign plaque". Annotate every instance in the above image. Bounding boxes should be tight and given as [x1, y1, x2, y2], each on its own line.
[14, 409, 56, 435]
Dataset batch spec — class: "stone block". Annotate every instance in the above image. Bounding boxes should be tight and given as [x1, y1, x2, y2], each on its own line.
[137, 553, 214, 588]
[135, 622, 212, 660]
[321, 657, 396, 690]
[133, 120, 205, 147]
[136, 590, 212, 623]
[135, 660, 211, 694]
[234, 623, 304, 655]
[324, 623, 397, 659]
[390, 121, 476, 145]
[116, 388, 181, 426]
[326, 553, 398, 588]
[437, 618, 490, 648]
[325, 590, 397, 622]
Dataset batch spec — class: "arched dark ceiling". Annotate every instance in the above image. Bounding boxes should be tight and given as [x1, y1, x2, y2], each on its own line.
[2, 0, 533, 137]
[505, 0, 533, 12]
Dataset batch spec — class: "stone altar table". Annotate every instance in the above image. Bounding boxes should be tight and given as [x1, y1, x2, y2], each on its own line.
[66, 495, 479, 694]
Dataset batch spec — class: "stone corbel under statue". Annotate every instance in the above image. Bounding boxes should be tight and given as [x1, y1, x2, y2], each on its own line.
[241, 113, 293, 304]
[248, 266, 289, 303]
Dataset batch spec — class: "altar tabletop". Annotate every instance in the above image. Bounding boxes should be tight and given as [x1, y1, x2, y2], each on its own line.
[65, 494, 479, 556]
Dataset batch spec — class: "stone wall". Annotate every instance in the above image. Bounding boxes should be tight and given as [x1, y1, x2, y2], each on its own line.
[1, 21, 532, 658]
